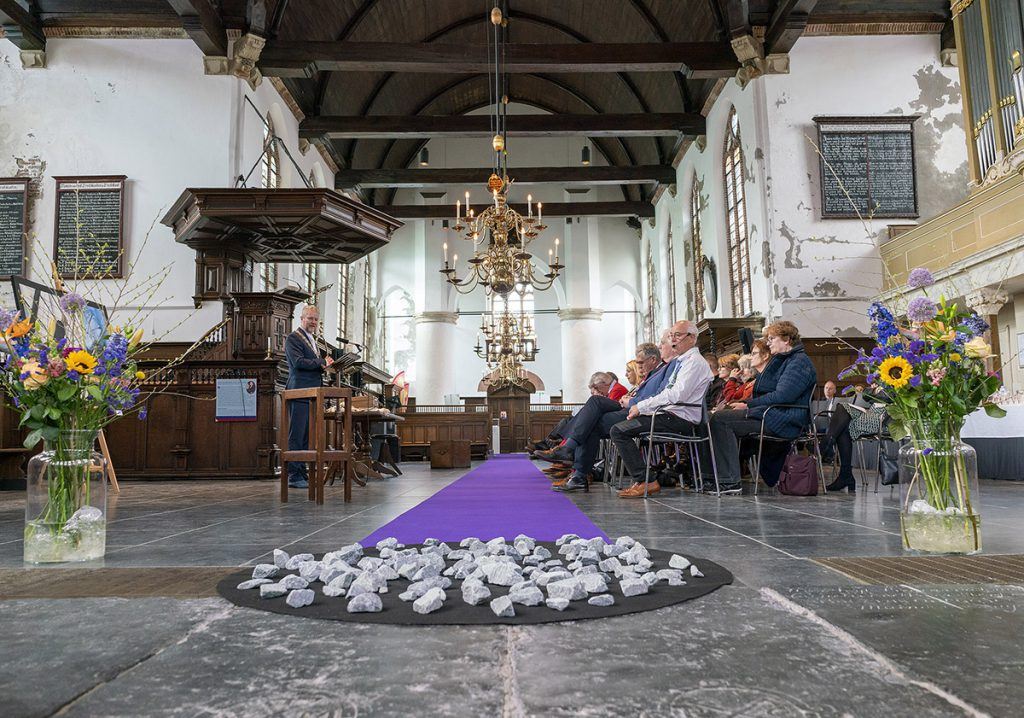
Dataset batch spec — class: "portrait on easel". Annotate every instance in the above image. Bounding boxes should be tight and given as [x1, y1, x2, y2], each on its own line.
[9, 276, 109, 352]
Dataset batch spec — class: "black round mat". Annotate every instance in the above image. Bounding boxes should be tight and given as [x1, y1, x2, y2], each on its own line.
[217, 545, 733, 625]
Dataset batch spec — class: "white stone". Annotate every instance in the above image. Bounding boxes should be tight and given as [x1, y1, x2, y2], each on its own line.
[398, 590, 417, 601]
[586, 537, 606, 553]
[635, 558, 653, 573]
[484, 562, 522, 587]
[285, 553, 314, 570]
[322, 582, 347, 598]
[510, 579, 536, 593]
[252, 564, 279, 580]
[375, 537, 399, 551]
[348, 570, 385, 597]
[555, 533, 580, 546]
[598, 557, 622, 573]
[580, 574, 609, 594]
[656, 569, 684, 582]
[298, 561, 324, 582]
[347, 593, 383, 613]
[546, 597, 570, 611]
[459, 537, 480, 548]
[533, 546, 552, 561]
[588, 594, 615, 607]
[621, 578, 649, 597]
[378, 564, 400, 581]
[603, 544, 628, 558]
[509, 586, 545, 606]
[412, 564, 440, 582]
[321, 566, 358, 589]
[357, 556, 385, 571]
[641, 572, 660, 586]
[690, 565, 704, 578]
[286, 589, 315, 608]
[280, 574, 309, 590]
[413, 587, 447, 614]
[272, 549, 290, 569]
[668, 554, 692, 570]
[490, 595, 516, 617]
[322, 544, 361, 566]
[615, 536, 636, 548]
[236, 578, 271, 590]
[259, 583, 287, 599]
[462, 582, 492, 606]
[423, 537, 440, 546]
[547, 578, 587, 601]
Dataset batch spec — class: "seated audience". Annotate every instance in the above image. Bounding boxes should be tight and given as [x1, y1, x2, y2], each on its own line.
[719, 354, 758, 406]
[717, 353, 740, 382]
[549, 335, 677, 491]
[609, 320, 713, 498]
[822, 386, 886, 493]
[606, 371, 629, 402]
[625, 361, 640, 389]
[704, 353, 725, 407]
[703, 321, 817, 492]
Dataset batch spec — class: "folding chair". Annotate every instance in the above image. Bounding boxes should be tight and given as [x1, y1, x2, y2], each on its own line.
[641, 399, 725, 497]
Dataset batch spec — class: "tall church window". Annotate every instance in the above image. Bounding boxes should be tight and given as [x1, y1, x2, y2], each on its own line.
[337, 264, 350, 340]
[724, 108, 752, 317]
[666, 221, 677, 323]
[303, 263, 318, 301]
[362, 260, 372, 347]
[691, 180, 706, 321]
[645, 239, 657, 342]
[259, 113, 280, 289]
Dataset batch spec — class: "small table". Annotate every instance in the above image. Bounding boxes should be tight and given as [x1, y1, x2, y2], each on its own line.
[279, 387, 354, 504]
[962, 404, 1024, 481]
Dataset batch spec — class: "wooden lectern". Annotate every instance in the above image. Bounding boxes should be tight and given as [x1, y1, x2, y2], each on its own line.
[279, 387, 354, 504]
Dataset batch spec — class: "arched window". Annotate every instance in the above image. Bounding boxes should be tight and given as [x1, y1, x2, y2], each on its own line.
[489, 283, 534, 319]
[665, 220, 677, 324]
[723, 108, 752, 317]
[303, 263, 318, 302]
[337, 264, 350, 340]
[691, 179, 706, 321]
[645, 239, 657, 342]
[259, 114, 280, 289]
[362, 260, 373, 349]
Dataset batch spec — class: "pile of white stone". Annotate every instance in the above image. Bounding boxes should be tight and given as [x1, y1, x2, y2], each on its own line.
[236, 533, 704, 618]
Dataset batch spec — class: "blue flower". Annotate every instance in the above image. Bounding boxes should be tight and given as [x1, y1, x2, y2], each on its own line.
[138, 408, 148, 420]
[838, 366, 857, 380]
[923, 447, 934, 456]
[908, 340, 925, 354]
[919, 353, 939, 362]
[962, 313, 989, 337]
[909, 375, 922, 387]
[866, 373, 879, 385]
[67, 370, 80, 381]
[0, 308, 17, 332]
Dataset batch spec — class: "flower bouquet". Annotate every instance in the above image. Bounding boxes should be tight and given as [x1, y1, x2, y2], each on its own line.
[0, 293, 149, 563]
[841, 268, 1005, 554]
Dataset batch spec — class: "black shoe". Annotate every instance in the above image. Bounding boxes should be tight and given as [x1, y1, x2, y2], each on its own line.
[534, 446, 574, 463]
[712, 481, 742, 494]
[554, 475, 589, 493]
[826, 476, 856, 493]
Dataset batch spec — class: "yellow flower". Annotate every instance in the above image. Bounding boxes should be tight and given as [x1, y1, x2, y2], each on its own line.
[129, 327, 144, 348]
[65, 350, 98, 375]
[878, 356, 913, 390]
[21, 360, 49, 389]
[135, 371, 146, 380]
[964, 337, 992, 359]
[921, 320, 956, 342]
[5, 317, 31, 339]
[949, 352, 962, 362]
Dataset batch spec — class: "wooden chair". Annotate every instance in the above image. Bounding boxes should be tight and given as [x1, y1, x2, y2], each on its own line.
[279, 387, 354, 504]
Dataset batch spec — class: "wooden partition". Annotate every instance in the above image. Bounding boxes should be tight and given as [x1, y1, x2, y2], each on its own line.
[103, 359, 280, 480]
[528, 404, 580, 443]
[396, 405, 491, 459]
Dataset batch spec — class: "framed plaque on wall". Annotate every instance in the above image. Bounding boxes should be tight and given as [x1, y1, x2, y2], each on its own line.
[0, 177, 29, 278]
[813, 116, 919, 220]
[53, 175, 126, 278]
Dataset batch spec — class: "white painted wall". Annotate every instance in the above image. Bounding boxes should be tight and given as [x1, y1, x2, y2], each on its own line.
[647, 34, 968, 340]
[0, 38, 339, 343]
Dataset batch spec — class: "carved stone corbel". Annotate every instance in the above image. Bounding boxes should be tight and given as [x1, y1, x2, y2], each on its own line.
[965, 287, 1009, 318]
[694, 135, 708, 153]
[231, 32, 265, 88]
[203, 55, 230, 75]
[20, 49, 46, 69]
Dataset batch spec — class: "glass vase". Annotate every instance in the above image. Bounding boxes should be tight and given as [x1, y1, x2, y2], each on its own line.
[898, 436, 981, 555]
[24, 430, 108, 563]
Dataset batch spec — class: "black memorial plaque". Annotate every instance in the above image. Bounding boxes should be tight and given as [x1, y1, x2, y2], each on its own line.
[815, 117, 918, 219]
[0, 178, 29, 277]
[53, 175, 126, 278]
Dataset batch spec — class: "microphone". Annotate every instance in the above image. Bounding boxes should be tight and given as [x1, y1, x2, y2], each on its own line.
[337, 336, 363, 350]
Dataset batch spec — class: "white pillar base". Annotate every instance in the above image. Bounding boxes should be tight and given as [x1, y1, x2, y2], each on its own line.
[413, 311, 458, 405]
[558, 308, 603, 403]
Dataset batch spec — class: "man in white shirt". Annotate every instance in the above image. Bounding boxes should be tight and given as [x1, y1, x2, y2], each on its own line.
[609, 320, 713, 498]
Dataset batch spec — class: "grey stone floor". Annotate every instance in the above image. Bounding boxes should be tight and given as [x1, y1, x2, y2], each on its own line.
[1, 462, 1022, 717]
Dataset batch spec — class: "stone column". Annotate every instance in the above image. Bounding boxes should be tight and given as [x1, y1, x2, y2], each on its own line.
[558, 308, 603, 403]
[966, 286, 1009, 375]
[414, 311, 459, 405]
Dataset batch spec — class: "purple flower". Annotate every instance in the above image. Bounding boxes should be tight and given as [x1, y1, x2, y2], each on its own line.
[866, 373, 879, 385]
[923, 447, 934, 456]
[962, 312, 989, 337]
[0, 308, 17, 332]
[838, 366, 857, 380]
[67, 370, 80, 381]
[871, 347, 887, 361]
[908, 340, 925, 354]
[907, 297, 938, 323]
[919, 353, 939, 362]
[909, 375, 922, 387]
[907, 267, 935, 289]
[138, 408, 148, 420]
[59, 292, 87, 314]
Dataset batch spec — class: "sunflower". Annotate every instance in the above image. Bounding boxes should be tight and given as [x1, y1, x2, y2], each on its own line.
[65, 350, 98, 375]
[878, 356, 913, 390]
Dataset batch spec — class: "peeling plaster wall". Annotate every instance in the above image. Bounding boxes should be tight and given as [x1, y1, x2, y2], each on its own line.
[761, 35, 967, 337]
[0, 39, 333, 342]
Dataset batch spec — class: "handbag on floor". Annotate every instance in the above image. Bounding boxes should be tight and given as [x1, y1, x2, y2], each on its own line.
[777, 449, 819, 496]
[878, 442, 900, 486]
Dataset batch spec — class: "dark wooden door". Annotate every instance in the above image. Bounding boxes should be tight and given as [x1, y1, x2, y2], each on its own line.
[487, 384, 534, 453]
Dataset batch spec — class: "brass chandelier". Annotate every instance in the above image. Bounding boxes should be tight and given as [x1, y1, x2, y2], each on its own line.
[439, 1, 564, 298]
[474, 309, 538, 364]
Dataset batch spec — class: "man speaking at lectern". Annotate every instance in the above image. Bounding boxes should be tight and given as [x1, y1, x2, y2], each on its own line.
[286, 305, 334, 489]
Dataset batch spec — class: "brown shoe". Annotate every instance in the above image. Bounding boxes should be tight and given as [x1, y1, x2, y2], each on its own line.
[551, 478, 570, 487]
[616, 482, 640, 497]
[620, 481, 660, 498]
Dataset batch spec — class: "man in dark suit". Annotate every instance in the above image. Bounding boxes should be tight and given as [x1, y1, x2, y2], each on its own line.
[285, 305, 334, 489]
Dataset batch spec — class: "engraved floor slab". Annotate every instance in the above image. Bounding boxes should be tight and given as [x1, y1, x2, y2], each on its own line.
[815, 554, 1024, 585]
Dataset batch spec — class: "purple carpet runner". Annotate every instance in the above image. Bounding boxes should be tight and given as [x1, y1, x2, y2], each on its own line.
[361, 454, 608, 546]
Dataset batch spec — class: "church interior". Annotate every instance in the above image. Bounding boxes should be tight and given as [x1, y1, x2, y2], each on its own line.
[2, 1, 1024, 715]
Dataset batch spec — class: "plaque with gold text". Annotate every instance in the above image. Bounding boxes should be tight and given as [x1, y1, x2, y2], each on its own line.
[0, 178, 29, 277]
[53, 175, 126, 278]
[814, 117, 918, 219]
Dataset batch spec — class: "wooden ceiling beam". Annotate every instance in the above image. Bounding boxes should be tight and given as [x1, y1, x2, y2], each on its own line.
[259, 41, 739, 79]
[302, 113, 705, 140]
[372, 201, 655, 219]
[710, 0, 751, 40]
[335, 165, 677, 189]
[764, 0, 818, 55]
[165, 0, 227, 56]
[0, 0, 45, 51]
